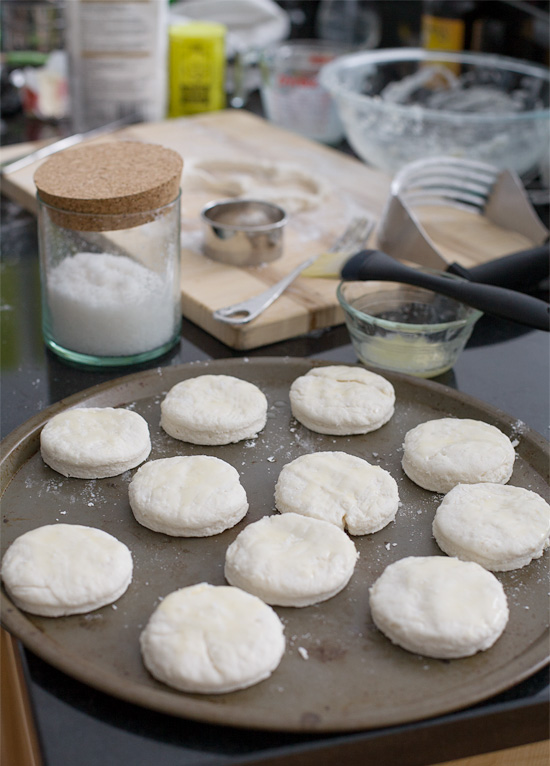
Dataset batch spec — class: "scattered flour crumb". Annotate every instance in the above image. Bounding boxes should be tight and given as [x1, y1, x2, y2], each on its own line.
[298, 646, 309, 660]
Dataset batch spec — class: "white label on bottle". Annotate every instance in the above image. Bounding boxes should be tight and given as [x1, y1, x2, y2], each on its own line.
[67, 1, 167, 130]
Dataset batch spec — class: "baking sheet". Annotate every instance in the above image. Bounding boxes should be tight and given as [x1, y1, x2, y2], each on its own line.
[1, 358, 548, 733]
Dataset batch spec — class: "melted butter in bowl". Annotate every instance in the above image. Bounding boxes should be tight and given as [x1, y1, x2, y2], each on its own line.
[337, 281, 482, 378]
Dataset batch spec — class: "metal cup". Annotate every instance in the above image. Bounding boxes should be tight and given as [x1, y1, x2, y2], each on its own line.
[200, 199, 288, 266]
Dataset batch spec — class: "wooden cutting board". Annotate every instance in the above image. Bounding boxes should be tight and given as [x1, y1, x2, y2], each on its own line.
[0, 110, 544, 349]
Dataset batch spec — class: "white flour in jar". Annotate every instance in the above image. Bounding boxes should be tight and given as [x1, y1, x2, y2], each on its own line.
[46, 252, 176, 356]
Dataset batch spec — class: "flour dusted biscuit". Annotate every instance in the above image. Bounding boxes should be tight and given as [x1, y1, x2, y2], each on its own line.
[289, 365, 395, 435]
[402, 418, 515, 494]
[433, 483, 550, 571]
[40, 406, 151, 479]
[140, 583, 285, 694]
[129, 455, 248, 536]
[275, 451, 399, 535]
[160, 374, 268, 445]
[225, 513, 358, 607]
[369, 556, 509, 659]
[1, 524, 133, 617]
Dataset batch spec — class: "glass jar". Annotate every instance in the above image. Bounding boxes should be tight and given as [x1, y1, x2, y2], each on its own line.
[34, 141, 183, 367]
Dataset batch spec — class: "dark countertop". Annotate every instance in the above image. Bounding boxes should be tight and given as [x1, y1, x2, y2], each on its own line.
[1, 150, 549, 765]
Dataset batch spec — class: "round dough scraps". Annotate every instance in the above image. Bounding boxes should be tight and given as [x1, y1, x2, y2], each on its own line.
[40, 406, 151, 479]
[275, 451, 399, 535]
[140, 583, 285, 694]
[433, 483, 550, 571]
[1, 524, 133, 617]
[402, 418, 515, 494]
[224, 512, 358, 607]
[160, 374, 268, 445]
[129, 456, 248, 537]
[181, 157, 329, 214]
[369, 556, 509, 659]
[289, 365, 395, 435]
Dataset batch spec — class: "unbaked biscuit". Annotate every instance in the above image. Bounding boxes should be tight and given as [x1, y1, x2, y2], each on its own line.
[433, 483, 550, 571]
[129, 455, 248, 536]
[402, 417, 515, 494]
[224, 512, 358, 606]
[140, 583, 285, 694]
[369, 556, 509, 659]
[160, 374, 268, 445]
[274, 451, 399, 535]
[1, 523, 133, 617]
[289, 365, 395, 435]
[40, 406, 151, 479]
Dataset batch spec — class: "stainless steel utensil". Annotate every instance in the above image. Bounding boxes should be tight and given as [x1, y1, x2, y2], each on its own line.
[377, 156, 549, 272]
[213, 215, 374, 325]
[201, 199, 288, 267]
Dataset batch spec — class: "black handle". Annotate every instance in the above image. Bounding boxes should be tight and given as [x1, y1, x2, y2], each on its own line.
[342, 250, 550, 331]
[448, 243, 549, 290]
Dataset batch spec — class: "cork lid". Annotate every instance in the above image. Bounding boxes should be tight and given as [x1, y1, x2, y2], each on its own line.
[34, 141, 183, 231]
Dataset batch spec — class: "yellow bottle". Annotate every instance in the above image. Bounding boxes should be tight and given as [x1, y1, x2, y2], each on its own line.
[168, 21, 226, 117]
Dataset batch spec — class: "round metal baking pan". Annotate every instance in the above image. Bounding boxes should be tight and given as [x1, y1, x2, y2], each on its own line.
[1, 358, 548, 732]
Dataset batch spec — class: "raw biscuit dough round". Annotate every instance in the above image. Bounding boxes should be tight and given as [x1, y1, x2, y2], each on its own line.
[402, 417, 515, 494]
[140, 583, 285, 694]
[289, 365, 395, 435]
[369, 556, 509, 659]
[274, 451, 399, 535]
[129, 455, 248, 536]
[160, 374, 268, 445]
[224, 512, 358, 606]
[433, 482, 550, 571]
[40, 406, 151, 479]
[1, 523, 133, 617]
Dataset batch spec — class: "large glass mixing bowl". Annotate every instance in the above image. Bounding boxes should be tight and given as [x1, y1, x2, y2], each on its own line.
[320, 48, 550, 176]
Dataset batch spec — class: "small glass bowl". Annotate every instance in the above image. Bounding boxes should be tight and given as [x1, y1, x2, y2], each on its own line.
[337, 279, 482, 378]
